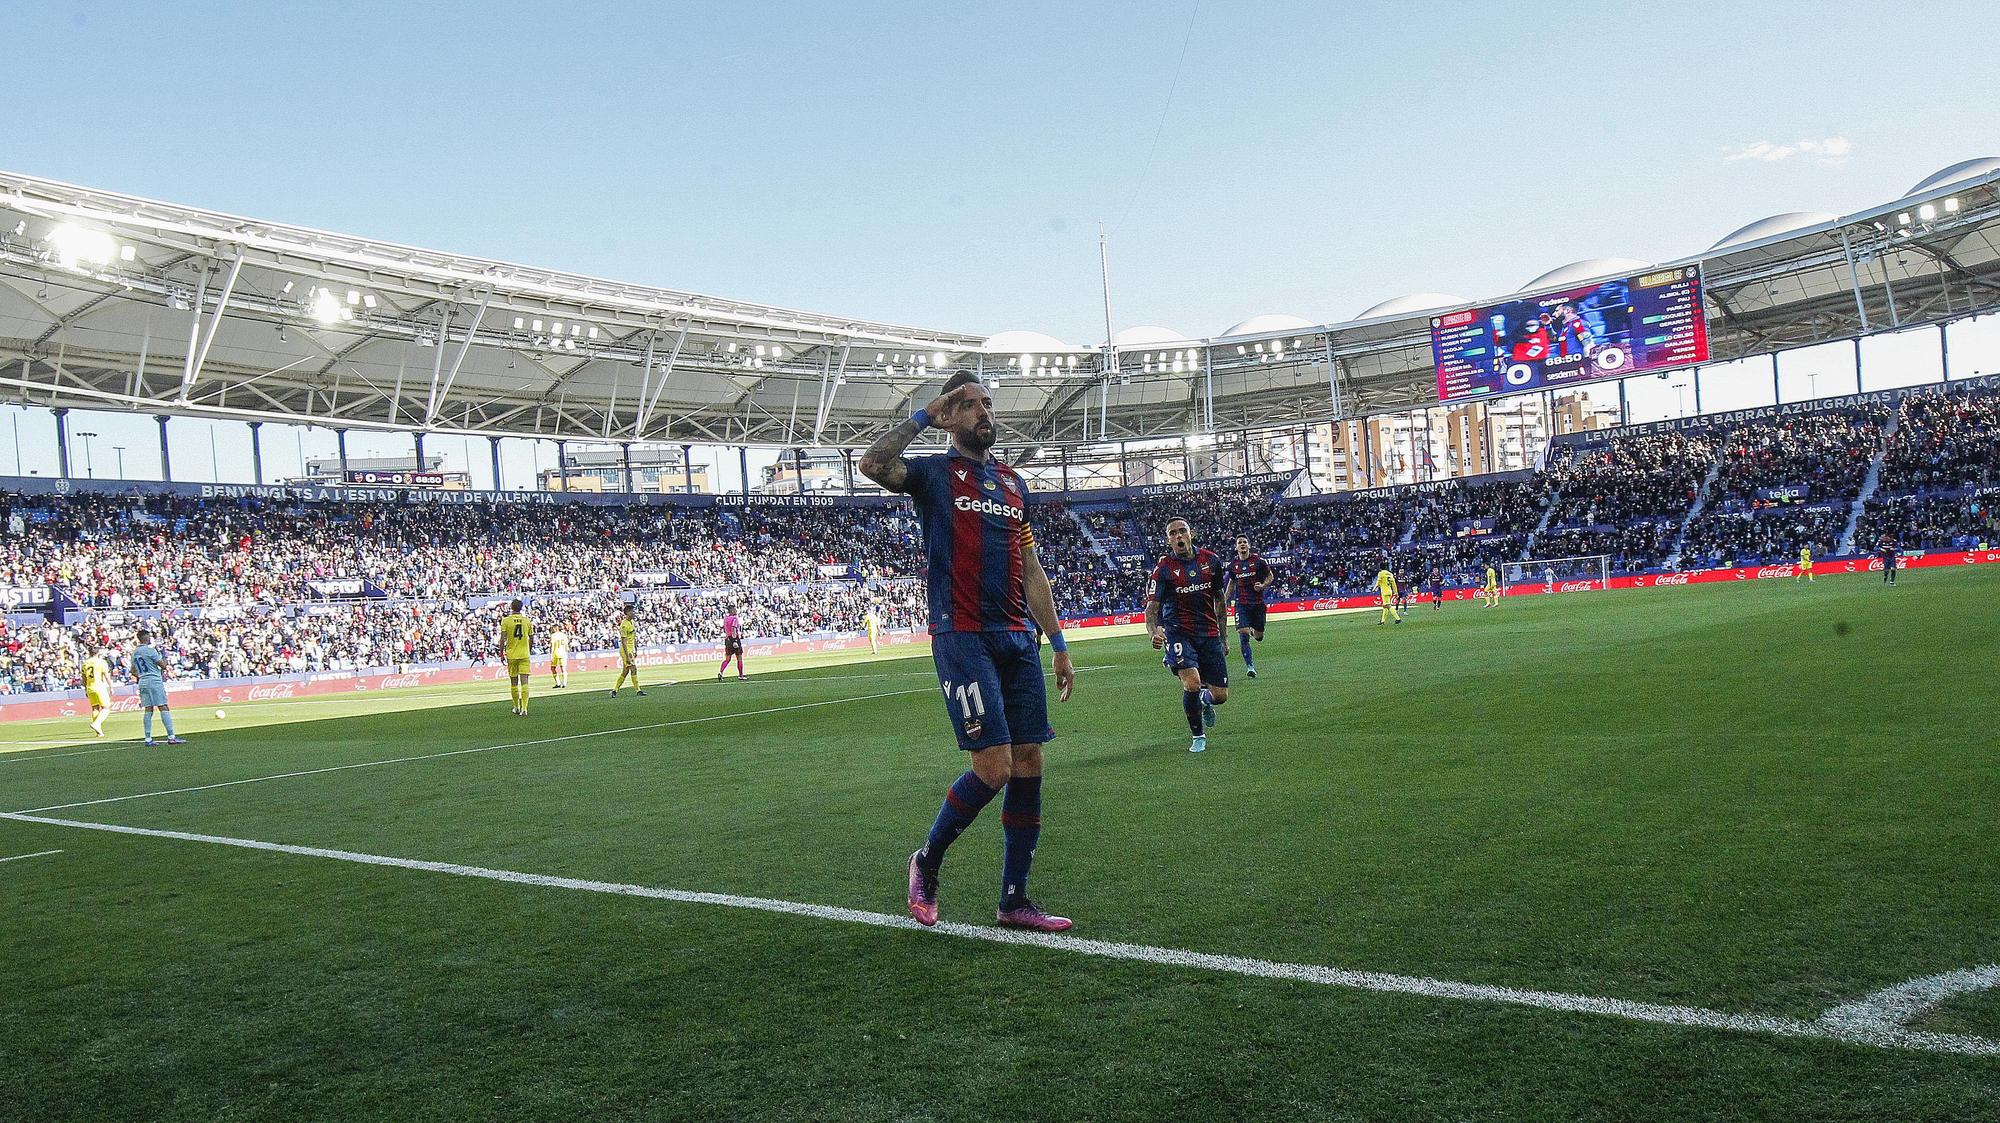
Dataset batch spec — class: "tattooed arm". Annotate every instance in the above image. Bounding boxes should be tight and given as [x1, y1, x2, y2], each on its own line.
[858, 386, 967, 493]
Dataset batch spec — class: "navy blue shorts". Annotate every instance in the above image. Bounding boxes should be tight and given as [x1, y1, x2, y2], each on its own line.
[1234, 603, 1267, 632]
[931, 630, 1055, 751]
[1162, 631, 1229, 688]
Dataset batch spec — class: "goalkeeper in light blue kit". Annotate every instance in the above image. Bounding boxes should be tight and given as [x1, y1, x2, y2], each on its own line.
[132, 629, 184, 746]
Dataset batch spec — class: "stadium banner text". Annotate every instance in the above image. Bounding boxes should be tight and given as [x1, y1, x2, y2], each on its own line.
[1432, 266, 1709, 404]
[1130, 470, 1300, 499]
[1551, 371, 2000, 451]
[1280, 468, 1534, 506]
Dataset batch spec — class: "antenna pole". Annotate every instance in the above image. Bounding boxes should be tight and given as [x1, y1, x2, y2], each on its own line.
[1098, 224, 1117, 442]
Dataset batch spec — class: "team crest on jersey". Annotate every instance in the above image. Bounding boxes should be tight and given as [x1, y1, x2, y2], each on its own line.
[983, 480, 996, 492]
[963, 718, 984, 740]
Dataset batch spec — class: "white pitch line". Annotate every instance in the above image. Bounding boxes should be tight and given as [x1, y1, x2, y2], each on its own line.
[4, 811, 1996, 1060]
[1818, 966, 2000, 1033]
[0, 745, 133, 763]
[0, 847, 63, 864]
[10, 687, 936, 815]
[0, 745, 132, 765]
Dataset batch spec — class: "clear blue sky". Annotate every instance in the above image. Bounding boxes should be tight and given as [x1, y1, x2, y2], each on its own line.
[5, 0, 1998, 483]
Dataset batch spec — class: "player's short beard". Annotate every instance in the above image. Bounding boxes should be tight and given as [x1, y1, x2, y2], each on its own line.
[957, 420, 997, 454]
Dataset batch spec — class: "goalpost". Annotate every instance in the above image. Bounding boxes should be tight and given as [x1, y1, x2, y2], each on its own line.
[1504, 554, 1612, 593]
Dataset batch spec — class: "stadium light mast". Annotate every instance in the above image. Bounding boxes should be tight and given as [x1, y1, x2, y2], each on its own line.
[1098, 224, 1117, 444]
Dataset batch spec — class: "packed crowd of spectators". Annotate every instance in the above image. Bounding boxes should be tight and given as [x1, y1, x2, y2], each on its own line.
[1854, 493, 1997, 553]
[1704, 409, 1887, 510]
[4, 383, 1993, 694]
[1876, 384, 2000, 495]
[0, 495, 924, 609]
[1679, 409, 1888, 568]
[0, 579, 930, 695]
[1537, 432, 1716, 570]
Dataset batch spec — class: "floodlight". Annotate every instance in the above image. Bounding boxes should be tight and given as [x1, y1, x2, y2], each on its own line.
[345, 290, 360, 306]
[588, 326, 599, 339]
[310, 289, 342, 324]
[1919, 204, 1937, 222]
[280, 280, 295, 295]
[1944, 196, 1961, 213]
[532, 319, 544, 332]
[49, 223, 116, 266]
[119, 245, 136, 262]
[874, 352, 885, 363]
[513, 317, 525, 329]
[770, 344, 783, 357]
[551, 320, 564, 333]
[1897, 212, 1912, 226]
[931, 351, 946, 366]
[362, 294, 378, 309]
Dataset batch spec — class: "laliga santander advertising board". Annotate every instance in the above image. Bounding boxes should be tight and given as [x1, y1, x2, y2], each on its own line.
[1431, 266, 1709, 403]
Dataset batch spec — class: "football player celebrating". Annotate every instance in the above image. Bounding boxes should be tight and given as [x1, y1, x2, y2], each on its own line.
[1224, 536, 1273, 678]
[1147, 518, 1230, 753]
[859, 372, 1075, 933]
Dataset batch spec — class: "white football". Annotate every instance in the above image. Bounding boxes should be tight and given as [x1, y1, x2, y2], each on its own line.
[215, 709, 226, 720]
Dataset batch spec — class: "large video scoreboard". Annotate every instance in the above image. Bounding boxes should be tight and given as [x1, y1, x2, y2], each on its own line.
[1431, 266, 1708, 403]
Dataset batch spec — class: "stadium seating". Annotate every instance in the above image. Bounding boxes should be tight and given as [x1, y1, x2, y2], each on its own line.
[4, 380, 1994, 694]
[1678, 408, 1888, 568]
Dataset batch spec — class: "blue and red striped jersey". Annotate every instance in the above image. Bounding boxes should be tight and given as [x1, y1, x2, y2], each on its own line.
[1225, 554, 1273, 606]
[1151, 548, 1226, 637]
[904, 449, 1035, 634]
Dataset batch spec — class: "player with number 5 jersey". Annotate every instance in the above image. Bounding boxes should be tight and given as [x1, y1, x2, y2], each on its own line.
[859, 371, 1076, 934]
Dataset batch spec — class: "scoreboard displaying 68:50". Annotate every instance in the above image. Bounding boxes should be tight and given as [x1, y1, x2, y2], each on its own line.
[1430, 266, 1709, 403]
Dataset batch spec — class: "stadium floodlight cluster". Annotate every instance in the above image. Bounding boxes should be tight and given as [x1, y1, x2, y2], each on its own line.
[0, 160, 1995, 450]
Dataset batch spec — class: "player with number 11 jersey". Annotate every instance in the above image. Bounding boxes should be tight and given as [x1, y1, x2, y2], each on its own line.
[859, 372, 1076, 934]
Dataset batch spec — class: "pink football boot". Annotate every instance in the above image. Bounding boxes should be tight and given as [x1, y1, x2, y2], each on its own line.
[906, 851, 939, 927]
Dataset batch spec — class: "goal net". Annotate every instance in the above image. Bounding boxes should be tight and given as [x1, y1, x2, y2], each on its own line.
[1504, 554, 1612, 593]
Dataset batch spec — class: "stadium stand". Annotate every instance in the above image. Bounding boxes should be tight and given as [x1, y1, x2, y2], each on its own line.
[3, 380, 1996, 696]
[1678, 407, 1889, 568]
[1854, 382, 2000, 551]
[1539, 432, 1715, 572]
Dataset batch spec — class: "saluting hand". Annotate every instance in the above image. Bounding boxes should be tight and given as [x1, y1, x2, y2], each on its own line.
[922, 384, 976, 430]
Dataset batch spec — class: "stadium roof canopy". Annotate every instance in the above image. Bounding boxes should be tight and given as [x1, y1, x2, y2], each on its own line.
[1, 160, 1998, 452]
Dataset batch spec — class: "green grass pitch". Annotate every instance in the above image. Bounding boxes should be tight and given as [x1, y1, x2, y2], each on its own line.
[3, 569, 1998, 1121]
